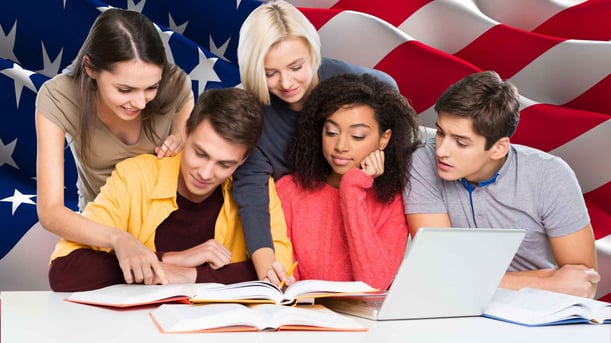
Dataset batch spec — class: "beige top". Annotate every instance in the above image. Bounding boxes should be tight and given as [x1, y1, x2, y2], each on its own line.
[36, 72, 193, 211]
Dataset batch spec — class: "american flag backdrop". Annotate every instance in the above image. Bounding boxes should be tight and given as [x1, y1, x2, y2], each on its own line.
[0, 0, 609, 292]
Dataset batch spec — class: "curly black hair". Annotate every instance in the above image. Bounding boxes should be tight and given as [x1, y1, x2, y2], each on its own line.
[286, 73, 421, 203]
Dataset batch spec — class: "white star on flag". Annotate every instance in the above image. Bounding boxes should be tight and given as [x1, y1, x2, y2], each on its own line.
[209, 36, 231, 62]
[0, 138, 18, 169]
[0, 62, 37, 108]
[127, 0, 146, 13]
[36, 41, 63, 77]
[168, 13, 188, 35]
[155, 25, 176, 65]
[1, 189, 36, 216]
[189, 48, 220, 95]
[0, 21, 19, 63]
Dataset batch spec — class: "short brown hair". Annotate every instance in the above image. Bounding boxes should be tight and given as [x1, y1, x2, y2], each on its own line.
[435, 71, 520, 150]
[186, 88, 264, 157]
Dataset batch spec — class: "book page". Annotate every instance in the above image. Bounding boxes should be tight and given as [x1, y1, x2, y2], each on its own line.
[66, 283, 215, 307]
[251, 304, 367, 331]
[484, 288, 611, 325]
[66, 280, 379, 307]
[150, 303, 367, 332]
[151, 303, 262, 332]
[283, 280, 378, 303]
[190, 280, 284, 304]
[189, 280, 378, 305]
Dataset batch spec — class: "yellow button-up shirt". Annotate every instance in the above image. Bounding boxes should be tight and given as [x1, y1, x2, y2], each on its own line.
[50, 153, 292, 270]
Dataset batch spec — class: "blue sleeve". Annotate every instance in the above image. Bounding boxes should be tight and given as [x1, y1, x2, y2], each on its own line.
[232, 146, 275, 254]
[363, 67, 398, 91]
[319, 58, 399, 91]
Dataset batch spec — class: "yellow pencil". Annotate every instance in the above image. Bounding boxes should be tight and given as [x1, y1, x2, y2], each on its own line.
[279, 261, 298, 288]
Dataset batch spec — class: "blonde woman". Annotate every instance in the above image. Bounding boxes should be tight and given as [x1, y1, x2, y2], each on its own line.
[233, 0, 397, 283]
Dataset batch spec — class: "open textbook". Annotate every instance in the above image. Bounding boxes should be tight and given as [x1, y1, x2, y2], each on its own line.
[150, 303, 368, 332]
[483, 288, 611, 326]
[65, 280, 378, 308]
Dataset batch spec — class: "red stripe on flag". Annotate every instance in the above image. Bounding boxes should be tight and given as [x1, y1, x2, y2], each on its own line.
[299, 8, 342, 30]
[584, 182, 611, 240]
[563, 75, 611, 116]
[330, 0, 433, 27]
[375, 41, 479, 113]
[454, 25, 562, 79]
[513, 104, 608, 152]
[533, 0, 611, 41]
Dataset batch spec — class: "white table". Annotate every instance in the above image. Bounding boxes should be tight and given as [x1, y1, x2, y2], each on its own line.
[2, 291, 610, 343]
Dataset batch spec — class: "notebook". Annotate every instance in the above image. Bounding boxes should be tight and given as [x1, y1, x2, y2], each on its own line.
[318, 227, 525, 320]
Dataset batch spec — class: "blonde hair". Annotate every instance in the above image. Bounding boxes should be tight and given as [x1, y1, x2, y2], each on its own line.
[237, 0, 321, 105]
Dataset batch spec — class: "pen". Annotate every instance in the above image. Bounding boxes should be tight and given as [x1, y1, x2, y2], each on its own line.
[279, 261, 298, 289]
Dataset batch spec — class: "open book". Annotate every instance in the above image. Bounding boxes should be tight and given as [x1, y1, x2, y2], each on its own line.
[65, 280, 378, 308]
[150, 303, 367, 332]
[483, 288, 611, 326]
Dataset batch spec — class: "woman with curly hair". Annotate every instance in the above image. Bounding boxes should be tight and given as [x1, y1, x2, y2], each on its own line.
[276, 73, 420, 290]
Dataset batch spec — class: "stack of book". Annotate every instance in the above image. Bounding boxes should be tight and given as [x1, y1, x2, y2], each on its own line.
[65, 279, 379, 332]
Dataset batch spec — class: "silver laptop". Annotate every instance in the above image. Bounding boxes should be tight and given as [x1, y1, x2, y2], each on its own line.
[319, 227, 525, 320]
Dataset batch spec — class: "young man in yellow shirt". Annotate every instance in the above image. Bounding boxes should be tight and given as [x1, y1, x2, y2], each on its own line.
[49, 88, 292, 291]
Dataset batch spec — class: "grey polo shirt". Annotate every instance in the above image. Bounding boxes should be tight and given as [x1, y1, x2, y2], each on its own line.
[403, 138, 590, 271]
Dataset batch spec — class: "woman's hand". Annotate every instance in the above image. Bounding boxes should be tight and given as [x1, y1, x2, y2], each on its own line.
[155, 133, 184, 158]
[360, 149, 385, 178]
[263, 261, 296, 288]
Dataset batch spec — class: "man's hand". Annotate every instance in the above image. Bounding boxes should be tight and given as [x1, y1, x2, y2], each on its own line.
[153, 263, 197, 284]
[110, 231, 167, 285]
[547, 264, 600, 298]
[162, 239, 232, 269]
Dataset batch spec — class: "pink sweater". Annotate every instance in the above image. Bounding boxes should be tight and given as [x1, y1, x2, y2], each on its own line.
[276, 168, 408, 290]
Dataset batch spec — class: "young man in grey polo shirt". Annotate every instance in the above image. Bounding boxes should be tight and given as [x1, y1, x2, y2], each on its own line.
[403, 71, 600, 298]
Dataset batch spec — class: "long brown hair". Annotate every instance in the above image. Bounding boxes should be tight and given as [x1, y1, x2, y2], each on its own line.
[66, 8, 187, 165]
